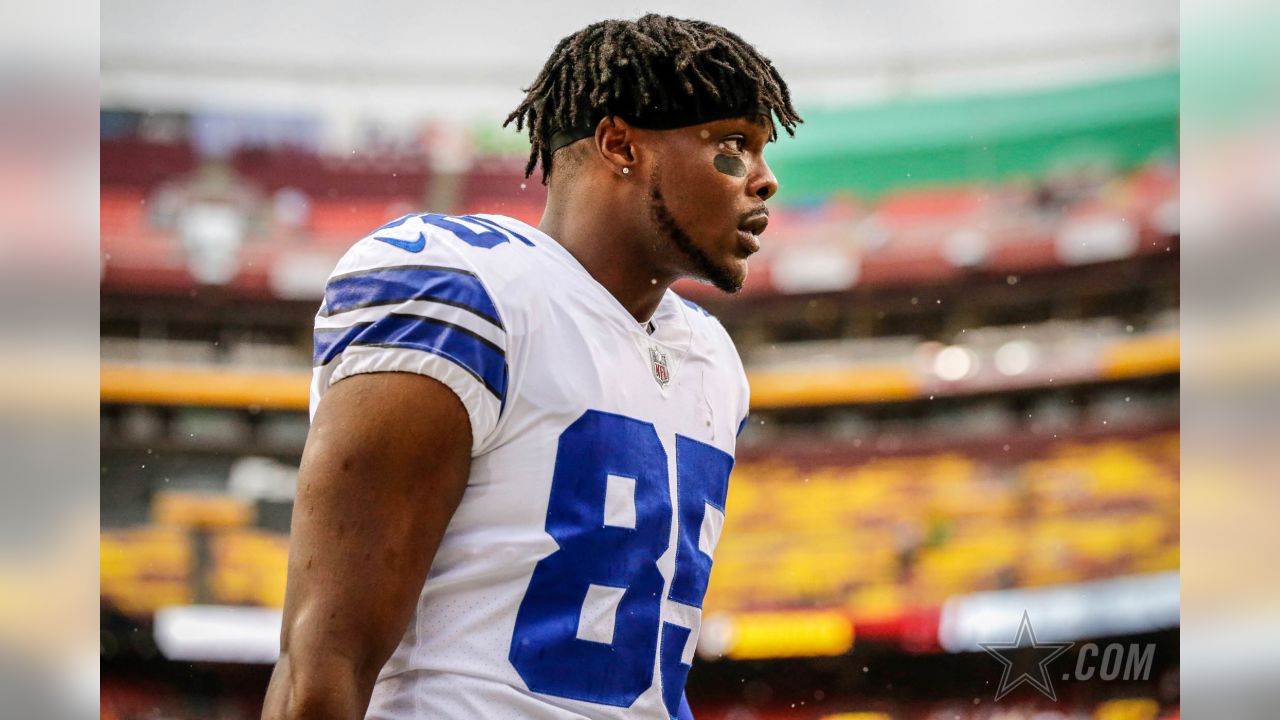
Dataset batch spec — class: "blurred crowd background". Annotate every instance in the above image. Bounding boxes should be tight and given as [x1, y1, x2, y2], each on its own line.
[91, 1, 1194, 718]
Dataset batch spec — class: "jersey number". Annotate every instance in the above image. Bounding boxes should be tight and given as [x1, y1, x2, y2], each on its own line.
[373, 213, 535, 248]
[509, 410, 732, 716]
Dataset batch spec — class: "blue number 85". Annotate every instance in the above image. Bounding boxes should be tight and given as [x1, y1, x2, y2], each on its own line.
[509, 410, 732, 717]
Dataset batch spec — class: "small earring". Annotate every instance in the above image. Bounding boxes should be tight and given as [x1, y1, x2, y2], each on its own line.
[622, 167, 630, 175]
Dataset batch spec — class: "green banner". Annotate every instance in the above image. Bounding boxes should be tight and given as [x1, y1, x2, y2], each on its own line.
[767, 70, 1178, 201]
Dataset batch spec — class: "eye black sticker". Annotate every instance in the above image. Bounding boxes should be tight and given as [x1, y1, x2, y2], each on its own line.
[714, 154, 747, 178]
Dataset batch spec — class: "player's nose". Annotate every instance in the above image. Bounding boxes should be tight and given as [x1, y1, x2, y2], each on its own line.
[749, 158, 778, 201]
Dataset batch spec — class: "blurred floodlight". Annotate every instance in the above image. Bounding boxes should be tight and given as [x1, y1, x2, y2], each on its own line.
[934, 345, 977, 381]
[939, 572, 1180, 652]
[994, 340, 1038, 376]
[1055, 215, 1139, 265]
[942, 228, 990, 268]
[154, 605, 283, 664]
[771, 247, 859, 294]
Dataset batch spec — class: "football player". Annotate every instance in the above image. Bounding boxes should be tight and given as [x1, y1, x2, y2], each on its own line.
[262, 14, 800, 720]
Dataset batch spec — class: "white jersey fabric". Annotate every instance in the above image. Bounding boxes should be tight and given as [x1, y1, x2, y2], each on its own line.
[310, 213, 749, 720]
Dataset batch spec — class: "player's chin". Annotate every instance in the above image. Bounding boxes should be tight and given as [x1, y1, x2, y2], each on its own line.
[706, 256, 747, 294]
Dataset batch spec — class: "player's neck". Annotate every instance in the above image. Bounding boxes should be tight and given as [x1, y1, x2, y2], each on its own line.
[539, 197, 673, 323]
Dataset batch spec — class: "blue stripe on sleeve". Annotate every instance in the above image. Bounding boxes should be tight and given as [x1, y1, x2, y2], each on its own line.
[313, 314, 508, 401]
[419, 214, 511, 249]
[462, 215, 536, 246]
[323, 265, 503, 329]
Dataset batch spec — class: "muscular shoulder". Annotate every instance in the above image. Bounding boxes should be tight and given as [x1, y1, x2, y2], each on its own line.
[314, 213, 546, 453]
[329, 213, 547, 319]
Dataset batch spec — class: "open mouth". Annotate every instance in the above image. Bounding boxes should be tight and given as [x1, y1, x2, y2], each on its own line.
[736, 211, 769, 255]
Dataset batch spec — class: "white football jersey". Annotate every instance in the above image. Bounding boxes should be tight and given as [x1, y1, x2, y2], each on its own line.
[310, 213, 750, 720]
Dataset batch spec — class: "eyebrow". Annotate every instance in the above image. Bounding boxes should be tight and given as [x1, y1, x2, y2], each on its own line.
[735, 120, 773, 144]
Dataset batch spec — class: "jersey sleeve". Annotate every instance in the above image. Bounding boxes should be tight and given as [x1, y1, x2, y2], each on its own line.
[309, 215, 515, 455]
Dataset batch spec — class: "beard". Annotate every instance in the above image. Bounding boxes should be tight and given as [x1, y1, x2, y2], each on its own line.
[648, 183, 743, 294]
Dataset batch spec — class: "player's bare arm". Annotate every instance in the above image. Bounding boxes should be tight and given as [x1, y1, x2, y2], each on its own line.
[261, 372, 472, 720]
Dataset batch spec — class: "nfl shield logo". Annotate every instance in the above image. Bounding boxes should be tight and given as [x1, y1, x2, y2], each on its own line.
[649, 346, 670, 388]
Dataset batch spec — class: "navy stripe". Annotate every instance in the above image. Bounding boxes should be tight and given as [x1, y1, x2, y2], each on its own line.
[419, 214, 511, 249]
[314, 314, 507, 400]
[463, 215, 536, 247]
[323, 265, 503, 329]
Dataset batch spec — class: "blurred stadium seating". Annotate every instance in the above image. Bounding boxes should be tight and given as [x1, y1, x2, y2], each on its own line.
[100, 64, 1179, 719]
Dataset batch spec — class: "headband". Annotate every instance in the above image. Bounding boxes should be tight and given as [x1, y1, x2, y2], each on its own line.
[548, 102, 771, 155]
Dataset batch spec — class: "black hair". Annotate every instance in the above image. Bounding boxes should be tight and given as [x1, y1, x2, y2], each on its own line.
[504, 14, 802, 182]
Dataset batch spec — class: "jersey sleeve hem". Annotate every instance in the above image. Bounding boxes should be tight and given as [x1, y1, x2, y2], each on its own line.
[327, 346, 501, 457]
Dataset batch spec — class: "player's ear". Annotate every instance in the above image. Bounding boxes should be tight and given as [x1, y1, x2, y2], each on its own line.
[594, 116, 637, 177]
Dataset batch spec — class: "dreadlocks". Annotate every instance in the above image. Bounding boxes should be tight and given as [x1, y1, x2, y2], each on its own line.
[504, 14, 802, 182]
